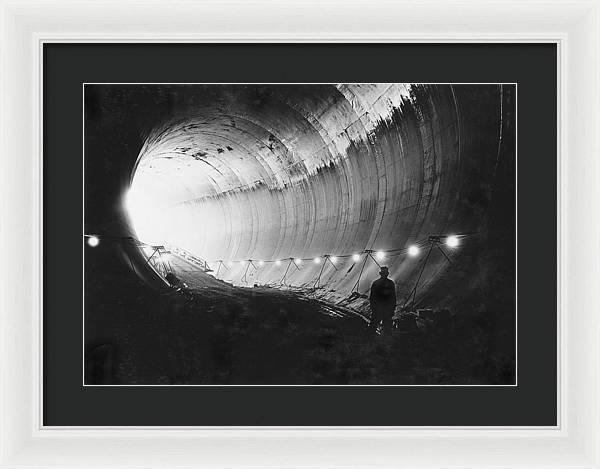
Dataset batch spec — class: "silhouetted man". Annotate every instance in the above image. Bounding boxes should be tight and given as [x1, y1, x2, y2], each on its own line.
[368, 266, 396, 334]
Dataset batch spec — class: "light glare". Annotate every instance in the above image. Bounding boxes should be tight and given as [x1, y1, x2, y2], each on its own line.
[87, 236, 99, 247]
[375, 251, 385, 260]
[330, 256, 338, 263]
[408, 245, 420, 256]
[125, 187, 172, 245]
[295, 258, 302, 265]
[446, 236, 459, 248]
[352, 254, 360, 262]
[314, 257, 321, 264]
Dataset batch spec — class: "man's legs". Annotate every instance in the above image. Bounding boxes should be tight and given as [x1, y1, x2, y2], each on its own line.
[382, 307, 394, 335]
[369, 306, 382, 333]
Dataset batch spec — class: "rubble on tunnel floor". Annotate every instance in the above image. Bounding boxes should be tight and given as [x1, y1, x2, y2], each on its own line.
[85, 261, 515, 386]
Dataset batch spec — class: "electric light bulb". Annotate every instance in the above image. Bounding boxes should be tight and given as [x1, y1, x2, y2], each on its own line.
[408, 245, 420, 257]
[446, 236, 459, 248]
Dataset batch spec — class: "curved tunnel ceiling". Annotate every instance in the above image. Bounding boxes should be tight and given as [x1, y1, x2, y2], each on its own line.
[127, 84, 509, 303]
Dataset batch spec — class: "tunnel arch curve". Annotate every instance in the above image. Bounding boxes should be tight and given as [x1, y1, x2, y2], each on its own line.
[125, 84, 511, 309]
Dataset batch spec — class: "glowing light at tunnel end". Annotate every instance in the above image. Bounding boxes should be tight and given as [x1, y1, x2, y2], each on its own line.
[125, 187, 175, 246]
[126, 84, 476, 296]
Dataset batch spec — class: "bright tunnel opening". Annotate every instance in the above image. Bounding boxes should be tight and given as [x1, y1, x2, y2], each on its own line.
[124, 83, 509, 303]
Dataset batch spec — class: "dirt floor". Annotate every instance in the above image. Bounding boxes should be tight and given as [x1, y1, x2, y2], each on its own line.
[85, 260, 515, 385]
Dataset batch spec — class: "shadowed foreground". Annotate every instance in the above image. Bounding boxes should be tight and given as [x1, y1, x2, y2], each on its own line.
[85, 255, 515, 385]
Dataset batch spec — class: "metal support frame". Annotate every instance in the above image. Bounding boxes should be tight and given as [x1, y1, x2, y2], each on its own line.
[215, 260, 229, 278]
[404, 242, 434, 310]
[241, 260, 258, 284]
[280, 257, 300, 286]
[351, 250, 381, 294]
[147, 247, 172, 278]
[312, 254, 339, 288]
[403, 236, 454, 310]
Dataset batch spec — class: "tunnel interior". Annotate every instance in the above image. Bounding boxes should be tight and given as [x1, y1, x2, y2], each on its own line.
[84, 82, 516, 385]
[125, 84, 515, 310]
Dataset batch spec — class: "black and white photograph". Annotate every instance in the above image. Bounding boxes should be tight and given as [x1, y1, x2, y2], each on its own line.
[84, 83, 516, 386]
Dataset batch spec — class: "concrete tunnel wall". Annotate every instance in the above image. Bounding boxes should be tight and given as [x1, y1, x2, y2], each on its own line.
[127, 84, 513, 308]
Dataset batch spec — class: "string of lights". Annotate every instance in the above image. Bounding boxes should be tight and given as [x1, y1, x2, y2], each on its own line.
[84, 231, 474, 304]
[205, 234, 469, 269]
[84, 232, 474, 276]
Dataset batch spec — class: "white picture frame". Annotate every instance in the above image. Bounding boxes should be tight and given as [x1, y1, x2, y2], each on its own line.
[1, 0, 598, 467]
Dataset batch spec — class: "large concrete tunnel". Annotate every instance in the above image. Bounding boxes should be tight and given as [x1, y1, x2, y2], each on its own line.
[124, 84, 514, 309]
